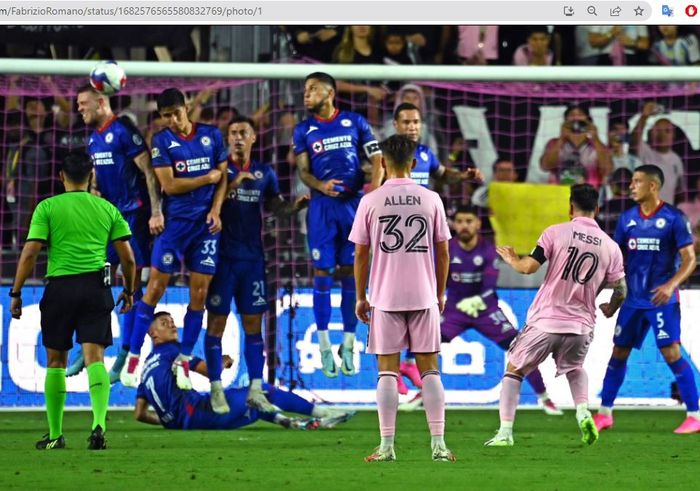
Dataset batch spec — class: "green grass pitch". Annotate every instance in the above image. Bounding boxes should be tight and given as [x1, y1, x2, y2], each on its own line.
[0, 410, 697, 490]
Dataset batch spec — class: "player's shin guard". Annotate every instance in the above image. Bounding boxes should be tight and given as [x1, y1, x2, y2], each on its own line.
[668, 357, 700, 412]
[600, 356, 628, 408]
[566, 368, 589, 405]
[340, 277, 357, 334]
[204, 334, 223, 383]
[181, 308, 204, 357]
[121, 287, 143, 351]
[313, 277, 333, 332]
[421, 370, 445, 437]
[128, 300, 155, 356]
[500, 373, 523, 424]
[244, 332, 265, 381]
[45, 367, 66, 440]
[377, 372, 399, 440]
[87, 362, 110, 431]
[264, 385, 315, 415]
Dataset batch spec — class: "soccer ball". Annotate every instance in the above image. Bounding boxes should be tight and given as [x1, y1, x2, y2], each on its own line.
[89, 61, 127, 95]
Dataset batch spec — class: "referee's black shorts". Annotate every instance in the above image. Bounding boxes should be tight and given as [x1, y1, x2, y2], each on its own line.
[40, 271, 115, 351]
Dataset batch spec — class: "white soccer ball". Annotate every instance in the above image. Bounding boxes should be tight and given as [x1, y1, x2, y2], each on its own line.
[89, 60, 127, 95]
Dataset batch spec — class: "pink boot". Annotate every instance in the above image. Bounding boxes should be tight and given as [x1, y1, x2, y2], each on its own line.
[673, 416, 700, 434]
[593, 413, 613, 431]
[400, 362, 423, 388]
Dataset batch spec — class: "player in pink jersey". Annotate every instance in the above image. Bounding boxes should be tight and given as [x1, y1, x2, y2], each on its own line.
[484, 184, 627, 447]
[349, 135, 454, 462]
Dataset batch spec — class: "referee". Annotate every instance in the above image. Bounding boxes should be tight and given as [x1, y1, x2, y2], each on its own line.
[10, 151, 136, 451]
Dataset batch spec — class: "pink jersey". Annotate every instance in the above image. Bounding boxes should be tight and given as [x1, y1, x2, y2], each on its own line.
[349, 177, 451, 311]
[526, 216, 625, 335]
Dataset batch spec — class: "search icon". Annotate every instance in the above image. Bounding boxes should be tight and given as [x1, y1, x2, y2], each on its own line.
[587, 5, 597, 15]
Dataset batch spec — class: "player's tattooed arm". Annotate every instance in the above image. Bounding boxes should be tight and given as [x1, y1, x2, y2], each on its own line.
[266, 194, 310, 217]
[134, 397, 161, 425]
[296, 152, 340, 197]
[134, 150, 164, 235]
[599, 277, 628, 318]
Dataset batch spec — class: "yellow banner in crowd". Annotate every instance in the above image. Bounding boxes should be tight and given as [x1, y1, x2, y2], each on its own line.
[489, 182, 571, 255]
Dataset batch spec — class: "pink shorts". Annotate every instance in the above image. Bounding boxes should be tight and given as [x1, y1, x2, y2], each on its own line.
[508, 325, 593, 376]
[367, 305, 441, 355]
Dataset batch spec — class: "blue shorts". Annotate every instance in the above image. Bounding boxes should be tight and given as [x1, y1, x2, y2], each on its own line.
[613, 303, 681, 350]
[151, 217, 219, 275]
[107, 207, 151, 268]
[306, 195, 359, 270]
[207, 257, 268, 316]
[185, 388, 259, 430]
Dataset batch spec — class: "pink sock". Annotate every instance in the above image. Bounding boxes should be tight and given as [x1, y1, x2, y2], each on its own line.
[421, 371, 445, 437]
[566, 368, 588, 405]
[376, 371, 399, 437]
[499, 374, 522, 423]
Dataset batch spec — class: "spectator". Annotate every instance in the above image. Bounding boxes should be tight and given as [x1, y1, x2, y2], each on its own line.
[380, 84, 438, 151]
[456, 26, 499, 65]
[597, 167, 633, 237]
[382, 29, 413, 66]
[608, 117, 642, 172]
[539, 105, 612, 188]
[650, 26, 700, 66]
[396, 26, 451, 64]
[577, 26, 649, 65]
[513, 27, 553, 66]
[471, 159, 519, 240]
[216, 106, 238, 137]
[677, 175, 700, 285]
[288, 26, 340, 63]
[631, 101, 684, 204]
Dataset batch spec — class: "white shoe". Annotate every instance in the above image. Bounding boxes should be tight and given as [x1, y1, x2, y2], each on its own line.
[172, 356, 192, 390]
[432, 443, 456, 462]
[321, 349, 338, 378]
[119, 354, 140, 388]
[211, 385, 230, 414]
[484, 431, 514, 447]
[318, 411, 357, 429]
[542, 399, 564, 416]
[246, 386, 281, 413]
[365, 446, 396, 462]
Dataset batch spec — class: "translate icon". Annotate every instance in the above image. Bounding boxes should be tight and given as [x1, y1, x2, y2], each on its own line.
[563, 5, 575, 15]
[662, 4, 674, 15]
[610, 6, 622, 15]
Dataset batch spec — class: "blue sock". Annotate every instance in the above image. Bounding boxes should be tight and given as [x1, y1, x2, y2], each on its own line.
[600, 357, 628, 408]
[668, 357, 700, 412]
[204, 334, 223, 382]
[181, 308, 204, 356]
[121, 287, 143, 351]
[128, 300, 155, 356]
[262, 383, 314, 416]
[313, 276, 333, 332]
[340, 277, 357, 334]
[245, 332, 265, 380]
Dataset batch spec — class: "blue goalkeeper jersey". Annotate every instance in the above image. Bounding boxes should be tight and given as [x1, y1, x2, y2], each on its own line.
[136, 342, 204, 429]
[151, 123, 227, 220]
[88, 116, 148, 213]
[220, 158, 281, 261]
[411, 144, 441, 187]
[292, 109, 380, 197]
[614, 202, 693, 309]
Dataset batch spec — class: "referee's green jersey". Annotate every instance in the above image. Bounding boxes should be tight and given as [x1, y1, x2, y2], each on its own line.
[26, 191, 132, 277]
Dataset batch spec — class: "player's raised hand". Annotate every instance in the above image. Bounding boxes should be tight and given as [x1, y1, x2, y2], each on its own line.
[356, 299, 371, 324]
[206, 211, 222, 233]
[206, 169, 223, 184]
[321, 179, 343, 197]
[149, 213, 165, 235]
[651, 282, 675, 306]
[460, 168, 484, 183]
[599, 302, 617, 318]
[496, 246, 519, 265]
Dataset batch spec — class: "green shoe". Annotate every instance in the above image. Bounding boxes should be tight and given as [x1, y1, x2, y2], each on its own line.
[338, 346, 355, 376]
[484, 431, 514, 447]
[321, 349, 338, 378]
[579, 414, 599, 445]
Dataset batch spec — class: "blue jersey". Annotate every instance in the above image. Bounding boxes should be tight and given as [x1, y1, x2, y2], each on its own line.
[614, 203, 693, 309]
[292, 109, 380, 197]
[88, 116, 148, 213]
[151, 123, 227, 220]
[411, 144, 441, 187]
[136, 342, 203, 429]
[220, 158, 280, 261]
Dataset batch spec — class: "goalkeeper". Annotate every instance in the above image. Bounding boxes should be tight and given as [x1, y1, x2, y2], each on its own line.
[441, 205, 561, 415]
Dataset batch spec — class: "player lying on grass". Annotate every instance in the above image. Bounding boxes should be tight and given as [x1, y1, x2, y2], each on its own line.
[134, 311, 355, 431]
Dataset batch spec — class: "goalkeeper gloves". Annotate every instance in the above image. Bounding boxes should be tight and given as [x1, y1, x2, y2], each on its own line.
[456, 295, 487, 318]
